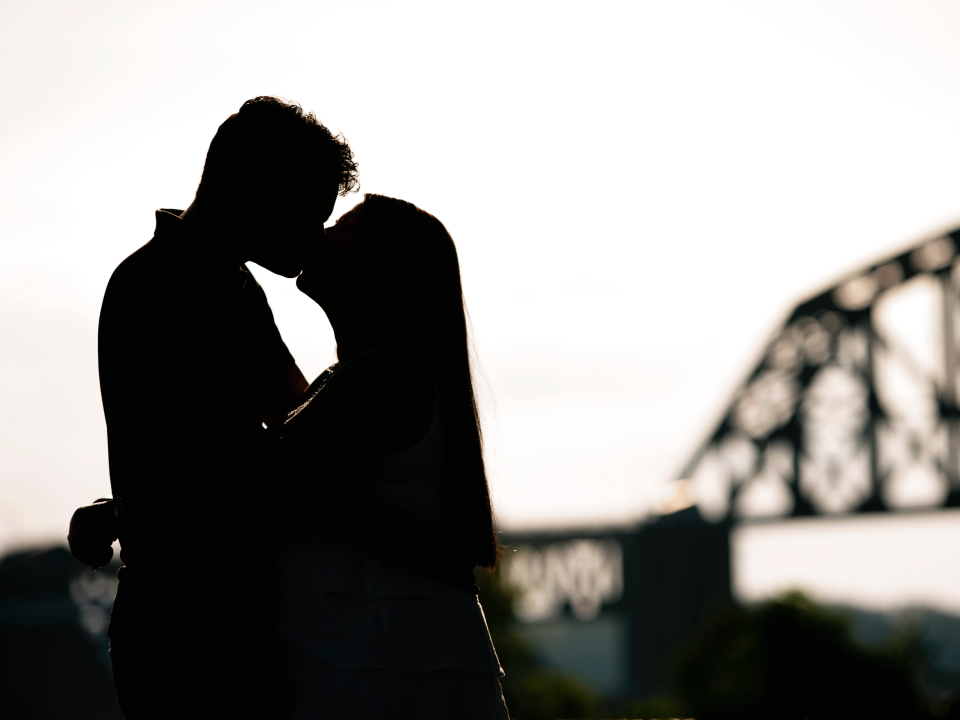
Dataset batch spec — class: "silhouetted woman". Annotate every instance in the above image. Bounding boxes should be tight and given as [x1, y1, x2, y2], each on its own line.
[270, 194, 508, 719]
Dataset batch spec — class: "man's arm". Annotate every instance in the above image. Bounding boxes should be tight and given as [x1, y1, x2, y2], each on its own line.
[68, 370, 283, 569]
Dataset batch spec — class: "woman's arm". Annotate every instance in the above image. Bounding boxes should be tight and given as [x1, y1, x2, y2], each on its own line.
[274, 351, 445, 553]
[279, 351, 435, 460]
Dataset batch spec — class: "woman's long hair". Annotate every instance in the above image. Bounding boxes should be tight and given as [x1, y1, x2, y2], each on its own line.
[363, 194, 500, 570]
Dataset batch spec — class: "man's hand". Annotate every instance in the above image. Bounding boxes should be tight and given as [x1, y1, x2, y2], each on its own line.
[68, 500, 118, 569]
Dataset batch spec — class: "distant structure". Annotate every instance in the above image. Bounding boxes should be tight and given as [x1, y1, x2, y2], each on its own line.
[679, 228, 960, 521]
[502, 512, 731, 698]
[503, 226, 960, 701]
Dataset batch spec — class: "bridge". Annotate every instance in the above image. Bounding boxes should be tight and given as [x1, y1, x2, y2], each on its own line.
[502, 224, 960, 698]
[678, 226, 960, 521]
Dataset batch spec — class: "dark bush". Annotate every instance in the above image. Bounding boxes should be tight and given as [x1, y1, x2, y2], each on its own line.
[674, 591, 929, 720]
[475, 567, 598, 720]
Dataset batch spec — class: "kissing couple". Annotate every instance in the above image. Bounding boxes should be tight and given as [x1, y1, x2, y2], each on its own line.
[68, 96, 509, 719]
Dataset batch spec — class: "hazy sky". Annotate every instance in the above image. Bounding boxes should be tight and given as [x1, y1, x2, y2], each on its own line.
[5, 0, 960, 609]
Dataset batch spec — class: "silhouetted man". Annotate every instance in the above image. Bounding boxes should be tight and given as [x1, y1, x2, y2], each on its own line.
[71, 97, 358, 718]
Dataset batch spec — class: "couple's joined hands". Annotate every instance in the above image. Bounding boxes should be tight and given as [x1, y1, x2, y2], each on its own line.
[68, 499, 117, 569]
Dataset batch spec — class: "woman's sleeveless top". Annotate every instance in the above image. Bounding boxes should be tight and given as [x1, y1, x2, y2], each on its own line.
[272, 356, 503, 676]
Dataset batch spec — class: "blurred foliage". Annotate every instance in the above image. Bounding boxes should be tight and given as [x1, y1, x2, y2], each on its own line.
[0, 621, 123, 720]
[0, 547, 123, 720]
[509, 670, 601, 720]
[475, 572, 960, 720]
[476, 566, 599, 720]
[673, 591, 931, 720]
[610, 693, 689, 719]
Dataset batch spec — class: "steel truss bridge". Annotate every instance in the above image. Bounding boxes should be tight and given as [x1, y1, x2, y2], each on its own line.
[503, 225, 960, 699]
[679, 226, 960, 523]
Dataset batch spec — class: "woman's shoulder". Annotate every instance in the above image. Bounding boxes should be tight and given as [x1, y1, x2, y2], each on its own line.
[302, 350, 437, 458]
[335, 350, 430, 390]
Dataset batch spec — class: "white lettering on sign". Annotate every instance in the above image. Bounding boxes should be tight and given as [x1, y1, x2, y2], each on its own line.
[69, 570, 118, 636]
[505, 539, 624, 623]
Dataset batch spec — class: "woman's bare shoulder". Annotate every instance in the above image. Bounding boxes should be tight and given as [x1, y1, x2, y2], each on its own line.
[336, 350, 431, 392]
[304, 350, 436, 457]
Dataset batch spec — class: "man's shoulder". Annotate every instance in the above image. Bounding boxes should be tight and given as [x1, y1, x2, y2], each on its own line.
[103, 210, 194, 300]
[100, 237, 196, 332]
[104, 240, 164, 301]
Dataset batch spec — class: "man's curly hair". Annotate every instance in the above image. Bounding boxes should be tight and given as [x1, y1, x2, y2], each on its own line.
[196, 96, 359, 203]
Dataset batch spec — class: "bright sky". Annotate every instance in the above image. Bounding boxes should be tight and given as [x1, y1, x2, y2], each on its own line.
[5, 0, 960, 609]
[734, 510, 960, 614]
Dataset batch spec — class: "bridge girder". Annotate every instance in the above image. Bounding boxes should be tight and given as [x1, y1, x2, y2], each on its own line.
[682, 229, 960, 522]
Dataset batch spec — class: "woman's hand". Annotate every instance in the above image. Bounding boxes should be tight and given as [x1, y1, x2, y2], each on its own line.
[68, 499, 118, 569]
